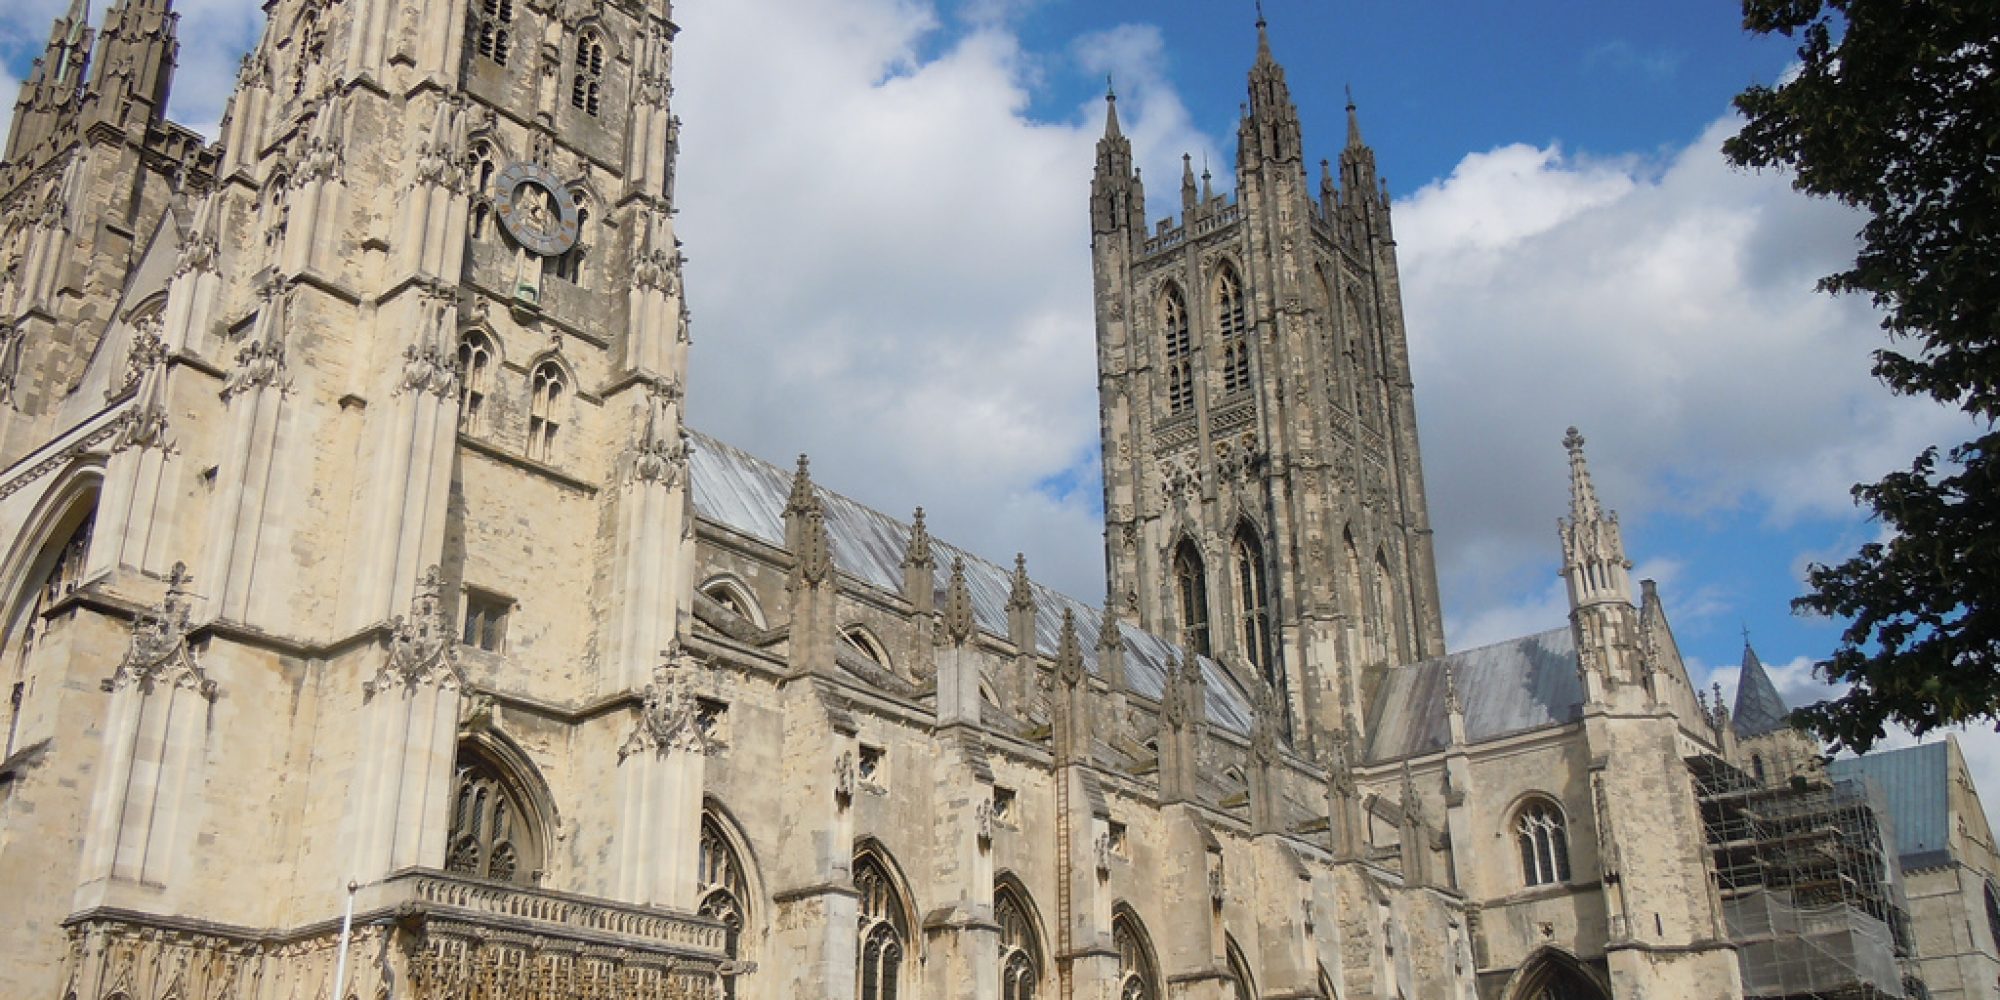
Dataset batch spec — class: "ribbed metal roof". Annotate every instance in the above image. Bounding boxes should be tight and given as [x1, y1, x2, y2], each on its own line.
[1364, 627, 1585, 762]
[1732, 644, 1791, 738]
[1829, 741, 1952, 871]
[686, 431, 1254, 736]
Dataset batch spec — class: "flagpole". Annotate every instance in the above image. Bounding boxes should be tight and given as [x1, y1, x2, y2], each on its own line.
[331, 880, 357, 1000]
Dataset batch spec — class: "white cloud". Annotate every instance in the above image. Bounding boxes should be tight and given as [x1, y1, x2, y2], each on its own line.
[1395, 117, 1972, 630]
[672, 0, 1212, 599]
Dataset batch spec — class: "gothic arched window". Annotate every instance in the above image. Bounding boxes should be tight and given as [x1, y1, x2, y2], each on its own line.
[1215, 268, 1250, 396]
[855, 850, 910, 1000]
[1173, 539, 1210, 657]
[1232, 528, 1275, 690]
[470, 0, 514, 65]
[1372, 548, 1404, 663]
[445, 746, 541, 884]
[456, 331, 493, 434]
[470, 146, 498, 240]
[526, 360, 565, 462]
[1515, 798, 1572, 887]
[1984, 881, 2000, 951]
[1161, 287, 1194, 415]
[570, 32, 605, 116]
[699, 815, 750, 996]
[1113, 909, 1160, 1000]
[996, 884, 1042, 1000]
[4, 503, 94, 757]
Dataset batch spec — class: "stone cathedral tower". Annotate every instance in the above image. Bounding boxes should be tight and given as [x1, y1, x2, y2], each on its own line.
[1091, 19, 1444, 746]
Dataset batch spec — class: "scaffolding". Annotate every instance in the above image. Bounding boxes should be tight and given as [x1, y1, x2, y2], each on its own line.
[1691, 746, 1920, 1000]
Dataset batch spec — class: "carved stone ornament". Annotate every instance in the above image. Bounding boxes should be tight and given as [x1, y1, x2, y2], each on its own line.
[795, 510, 833, 586]
[617, 641, 715, 761]
[940, 558, 975, 645]
[902, 507, 934, 570]
[220, 337, 287, 401]
[974, 798, 995, 847]
[1207, 855, 1225, 905]
[105, 562, 215, 700]
[833, 750, 855, 805]
[623, 380, 688, 487]
[1250, 681, 1282, 765]
[114, 315, 168, 401]
[1055, 609, 1085, 689]
[1160, 654, 1192, 730]
[0, 323, 23, 407]
[494, 161, 579, 257]
[364, 566, 465, 697]
[1094, 832, 1113, 874]
[1321, 731, 1357, 799]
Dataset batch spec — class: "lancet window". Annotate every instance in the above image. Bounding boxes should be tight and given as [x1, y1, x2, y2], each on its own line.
[470, 0, 513, 65]
[1232, 528, 1275, 690]
[1113, 910, 1159, 1000]
[570, 32, 605, 116]
[855, 851, 909, 1000]
[1173, 539, 1210, 657]
[526, 360, 565, 462]
[1162, 287, 1194, 415]
[470, 146, 498, 239]
[699, 816, 750, 996]
[549, 194, 589, 283]
[1515, 798, 1572, 887]
[996, 885, 1041, 1000]
[456, 331, 493, 434]
[1216, 268, 1251, 395]
[444, 747, 539, 884]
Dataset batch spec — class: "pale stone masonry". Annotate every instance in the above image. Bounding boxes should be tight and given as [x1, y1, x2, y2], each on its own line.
[0, 2, 1993, 999]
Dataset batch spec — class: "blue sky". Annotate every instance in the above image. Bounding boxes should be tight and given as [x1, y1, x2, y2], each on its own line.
[4, 1, 1989, 786]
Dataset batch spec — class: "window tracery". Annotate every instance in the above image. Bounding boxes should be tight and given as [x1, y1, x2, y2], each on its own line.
[855, 851, 909, 1000]
[4, 507, 93, 756]
[444, 747, 539, 884]
[470, 0, 513, 65]
[996, 885, 1041, 1000]
[699, 816, 749, 997]
[570, 32, 604, 116]
[1232, 528, 1275, 690]
[1173, 539, 1210, 657]
[526, 360, 565, 462]
[1516, 799, 1572, 887]
[1216, 268, 1250, 396]
[456, 331, 493, 433]
[1162, 287, 1194, 415]
[1114, 910, 1159, 1000]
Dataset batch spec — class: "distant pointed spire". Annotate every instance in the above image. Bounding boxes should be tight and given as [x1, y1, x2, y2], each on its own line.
[1180, 153, 1197, 212]
[1102, 76, 1121, 138]
[1732, 641, 1790, 738]
[1201, 158, 1214, 204]
[1346, 86, 1365, 147]
[941, 558, 975, 645]
[1008, 553, 1034, 611]
[1255, 1, 1272, 60]
[902, 507, 933, 569]
[1564, 427, 1601, 519]
[1241, 2, 1300, 164]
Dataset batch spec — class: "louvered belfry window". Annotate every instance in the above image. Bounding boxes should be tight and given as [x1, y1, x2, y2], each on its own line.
[1162, 287, 1194, 415]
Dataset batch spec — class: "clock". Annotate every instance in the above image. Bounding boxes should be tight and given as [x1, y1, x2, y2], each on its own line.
[493, 161, 579, 257]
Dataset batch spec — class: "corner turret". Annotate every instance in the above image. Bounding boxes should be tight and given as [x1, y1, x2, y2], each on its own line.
[1089, 84, 1144, 238]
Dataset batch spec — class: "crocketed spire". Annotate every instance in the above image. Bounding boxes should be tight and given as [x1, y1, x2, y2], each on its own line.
[1732, 641, 1791, 738]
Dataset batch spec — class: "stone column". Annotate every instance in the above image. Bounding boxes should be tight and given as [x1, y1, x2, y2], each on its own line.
[601, 379, 693, 693]
[769, 679, 860, 1000]
[345, 568, 464, 881]
[75, 565, 215, 901]
[611, 645, 714, 907]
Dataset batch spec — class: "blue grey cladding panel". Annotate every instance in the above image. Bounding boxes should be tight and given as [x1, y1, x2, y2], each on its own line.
[1829, 742, 1951, 870]
[685, 431, 1254, 736]
[1364, 628, 1586, 762]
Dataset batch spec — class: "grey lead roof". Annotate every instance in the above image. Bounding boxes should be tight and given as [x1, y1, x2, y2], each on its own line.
[1364, 628, 1585, 762]
[686, 431, 1255, 736]
[1829, 742, 1952, 871]
[1731, 644, 1790, 739]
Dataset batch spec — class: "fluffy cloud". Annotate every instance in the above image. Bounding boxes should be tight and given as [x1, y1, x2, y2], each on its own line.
[671, 0, 1215, 598]
[1394, 121, 1972, 631]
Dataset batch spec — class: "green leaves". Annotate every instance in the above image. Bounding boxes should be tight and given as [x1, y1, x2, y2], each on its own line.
[1728, 0, 2000, 750]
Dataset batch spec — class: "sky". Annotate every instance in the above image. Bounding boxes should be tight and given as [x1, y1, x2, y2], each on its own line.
[4, 1, 1994, 820]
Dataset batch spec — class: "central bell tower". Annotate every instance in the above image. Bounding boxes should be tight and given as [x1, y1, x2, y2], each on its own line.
[1090, 17, 1444, 746]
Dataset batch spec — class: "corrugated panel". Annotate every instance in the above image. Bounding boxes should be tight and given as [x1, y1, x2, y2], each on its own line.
[686, 430, 1254, 736]
[1365, 628, 1585, 762]
[1829, 742, 1950, 870]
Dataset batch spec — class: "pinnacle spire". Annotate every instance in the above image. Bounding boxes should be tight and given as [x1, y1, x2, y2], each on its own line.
[1102, 77, 1121, 139]
[1345, 87, 1365, 148]
[1557, 427, 1632, 607]
[1255, 1, 1272, 61]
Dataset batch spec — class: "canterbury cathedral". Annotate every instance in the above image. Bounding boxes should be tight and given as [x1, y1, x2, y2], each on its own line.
[3, 0, 1999, 998]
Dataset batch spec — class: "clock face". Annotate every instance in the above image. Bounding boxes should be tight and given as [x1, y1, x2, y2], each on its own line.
[493, 161, 580, 257]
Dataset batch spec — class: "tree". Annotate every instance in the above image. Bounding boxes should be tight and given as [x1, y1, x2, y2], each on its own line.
[1723, 0, 2000, 752]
